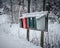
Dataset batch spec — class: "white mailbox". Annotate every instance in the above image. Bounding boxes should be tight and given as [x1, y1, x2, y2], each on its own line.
[36, 15, 46, 31]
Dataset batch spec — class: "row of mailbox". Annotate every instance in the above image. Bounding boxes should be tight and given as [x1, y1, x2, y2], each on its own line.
[20, 17, 37, 29]
[19, 11, 48, 31]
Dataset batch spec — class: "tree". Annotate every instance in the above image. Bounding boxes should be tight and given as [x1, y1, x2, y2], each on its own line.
[19, 0, 24, 25]
[43, 0, 46, 11]
[32, 0, 37, 12]
[10, 0, 14, 23]
[0, 0, 3, 8]
[28, 0, 30, 13]
[19, 0, 24, 17]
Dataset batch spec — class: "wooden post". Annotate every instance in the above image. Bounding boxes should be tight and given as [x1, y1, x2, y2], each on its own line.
[40, 0, 46, 47]
[40, 31, 44, 47]
[27, 0, 30, 41]
[27, 28, 29, 41]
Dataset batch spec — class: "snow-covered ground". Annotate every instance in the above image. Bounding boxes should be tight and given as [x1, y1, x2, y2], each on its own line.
[0, 14, 40, 48]
[43, 20, 60, 48]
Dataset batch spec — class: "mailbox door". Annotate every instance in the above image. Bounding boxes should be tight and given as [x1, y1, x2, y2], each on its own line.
[27, 17, 36, 29]
[27, 18, 31, 28]
[36, 16, 45, 31]
[22, 18, 27, 29]
[20, 19, 23, 28]
[32, 17, 36, 29]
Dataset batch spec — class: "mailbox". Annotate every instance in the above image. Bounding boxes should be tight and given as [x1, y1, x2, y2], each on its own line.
[19, 11, 48, 31]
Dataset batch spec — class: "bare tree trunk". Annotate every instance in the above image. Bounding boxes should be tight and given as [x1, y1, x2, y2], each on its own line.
[0, 0, 3, 8]
[18, 0, 24, 23]
[10, 0, 13, 23]
[32, 0, 37, 12]
[19, 0, 24, 17]
[28, 0, 30, 13]
[43, 0, 46, 11]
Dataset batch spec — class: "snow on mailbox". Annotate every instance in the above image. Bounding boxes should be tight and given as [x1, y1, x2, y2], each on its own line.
[19, 11, 48, 31]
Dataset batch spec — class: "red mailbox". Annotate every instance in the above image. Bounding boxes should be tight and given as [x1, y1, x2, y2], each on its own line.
[22, 18, 27, 29]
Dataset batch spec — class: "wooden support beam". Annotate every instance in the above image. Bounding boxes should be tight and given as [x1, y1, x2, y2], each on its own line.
[27, 28, 29, 41]
[27, 0, 31, 41]
[40, 0, 46, 47]
[40, 31, 44, 47]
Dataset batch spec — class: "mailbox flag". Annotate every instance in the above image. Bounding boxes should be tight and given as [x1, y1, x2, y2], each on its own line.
[22, 18, 27, 29]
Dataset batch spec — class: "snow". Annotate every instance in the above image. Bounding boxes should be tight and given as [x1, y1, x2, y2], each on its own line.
[0, 14, 40, 48]
[0, 14, 10, 24]
[0, 31, 40, 48]
[43, 20, 60, 48]
[0, 8, 4, 13]
[20, 11, 48, 19]
[48, 21, 60, 43]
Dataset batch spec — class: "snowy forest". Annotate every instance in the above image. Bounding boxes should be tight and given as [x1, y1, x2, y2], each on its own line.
[0, 0, 60, 48]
